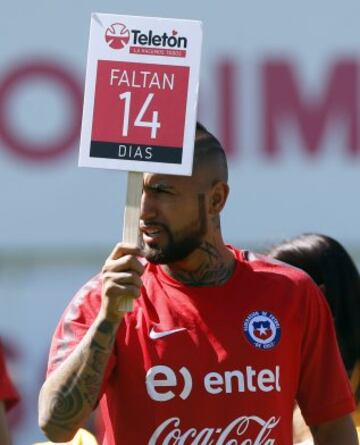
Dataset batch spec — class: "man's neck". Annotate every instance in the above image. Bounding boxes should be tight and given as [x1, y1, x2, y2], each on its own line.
[162, 240, 235, 287]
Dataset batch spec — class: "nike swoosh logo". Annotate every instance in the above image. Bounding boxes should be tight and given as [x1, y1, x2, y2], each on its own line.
[149, 327, 187, 340]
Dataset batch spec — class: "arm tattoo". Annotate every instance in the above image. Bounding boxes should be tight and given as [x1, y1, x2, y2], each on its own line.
[48, 374, 84, 430]
[98, 319, 115, 336]
[47, 319, 117, 430]
[82, 374, 102, 405]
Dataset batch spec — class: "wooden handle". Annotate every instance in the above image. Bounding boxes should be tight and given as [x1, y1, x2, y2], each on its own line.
[119, 171, 143, 312]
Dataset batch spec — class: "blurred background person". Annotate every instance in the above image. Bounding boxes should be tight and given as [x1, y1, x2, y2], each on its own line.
[269, 233, 360, 444]
[0, 339, 20, 445]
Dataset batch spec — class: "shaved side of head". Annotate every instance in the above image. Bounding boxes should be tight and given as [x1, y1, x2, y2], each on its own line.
[193, 122, 228, 185]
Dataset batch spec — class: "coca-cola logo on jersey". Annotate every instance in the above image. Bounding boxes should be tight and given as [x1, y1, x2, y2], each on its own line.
[146, 365, 281, 402]
[148, 415, 280, 445]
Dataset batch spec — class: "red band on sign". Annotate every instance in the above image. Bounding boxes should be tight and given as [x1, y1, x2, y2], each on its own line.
[91, 61, 189, 148]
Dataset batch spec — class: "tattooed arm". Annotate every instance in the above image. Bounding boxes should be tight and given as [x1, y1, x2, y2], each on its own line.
[38, 243, 144, 442]
[38, 315, 118, 442]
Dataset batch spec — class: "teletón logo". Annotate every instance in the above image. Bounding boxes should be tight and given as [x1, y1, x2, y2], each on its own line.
[105, 23, 188, 51]
[105, 23, 130, 49]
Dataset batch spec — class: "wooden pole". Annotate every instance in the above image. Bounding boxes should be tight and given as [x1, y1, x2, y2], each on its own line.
[119, 171, 143, 311]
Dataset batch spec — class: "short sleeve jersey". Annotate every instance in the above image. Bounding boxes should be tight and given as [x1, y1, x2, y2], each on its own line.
[0, 342, 19, 411]
[47, 247, 355, 445]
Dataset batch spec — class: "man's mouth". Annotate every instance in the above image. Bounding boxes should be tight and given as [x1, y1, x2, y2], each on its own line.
[140, 224, 165, 243]
[144, 230, 161, 238]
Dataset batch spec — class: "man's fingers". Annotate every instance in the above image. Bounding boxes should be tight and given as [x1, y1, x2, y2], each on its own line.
[103, 255, 145, 276]
[107, 242, 143, 261]
[103, 282, 141, 300]
[102, 271, 143, 288]
[101, 242, 145, 319]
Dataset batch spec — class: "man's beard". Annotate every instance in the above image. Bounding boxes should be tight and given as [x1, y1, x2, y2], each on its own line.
[142, 195, 207, 264]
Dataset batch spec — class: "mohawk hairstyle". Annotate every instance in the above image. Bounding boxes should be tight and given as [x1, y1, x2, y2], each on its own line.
[193, 122, 228, 183]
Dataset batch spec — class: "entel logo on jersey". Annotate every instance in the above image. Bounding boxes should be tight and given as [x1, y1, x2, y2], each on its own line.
[146, 364, 281, 402]
[105, 23, 188, 51]
[243, 311, 281, 350]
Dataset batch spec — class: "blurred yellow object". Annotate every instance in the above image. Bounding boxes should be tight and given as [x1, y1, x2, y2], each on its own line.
[350, 360, 360, 441]
[351, 360, 360, 428]
[34, 428, 98, 445]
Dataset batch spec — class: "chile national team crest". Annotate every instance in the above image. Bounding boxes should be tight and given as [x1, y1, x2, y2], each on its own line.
[243, 311, 281, 350]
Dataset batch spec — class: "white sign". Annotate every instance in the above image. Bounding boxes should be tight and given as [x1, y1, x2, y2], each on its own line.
[79, 13, 202, 175]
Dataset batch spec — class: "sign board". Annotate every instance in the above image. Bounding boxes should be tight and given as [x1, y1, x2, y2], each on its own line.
[79, 13, 202, 175]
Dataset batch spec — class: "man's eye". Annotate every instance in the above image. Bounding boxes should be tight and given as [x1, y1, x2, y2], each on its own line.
[144, 185, 174, 195]
[155, 187, 172, 194]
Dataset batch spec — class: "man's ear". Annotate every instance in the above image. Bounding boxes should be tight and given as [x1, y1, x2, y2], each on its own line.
[319, 283, 326, 295]
[209, 181, 229, 215]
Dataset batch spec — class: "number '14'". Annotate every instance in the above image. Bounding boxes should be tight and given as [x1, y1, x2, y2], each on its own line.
[119, 92, 161, 139]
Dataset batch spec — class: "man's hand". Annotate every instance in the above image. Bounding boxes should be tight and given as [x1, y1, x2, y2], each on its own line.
[100, 243, 145, 322]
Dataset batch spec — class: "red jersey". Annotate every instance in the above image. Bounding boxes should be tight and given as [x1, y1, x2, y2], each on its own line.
[0, 342, 19, 411]
[48, 247, 355, 445]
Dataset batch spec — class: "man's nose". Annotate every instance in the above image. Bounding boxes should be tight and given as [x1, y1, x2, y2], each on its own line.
[140, 192, 157, 221]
